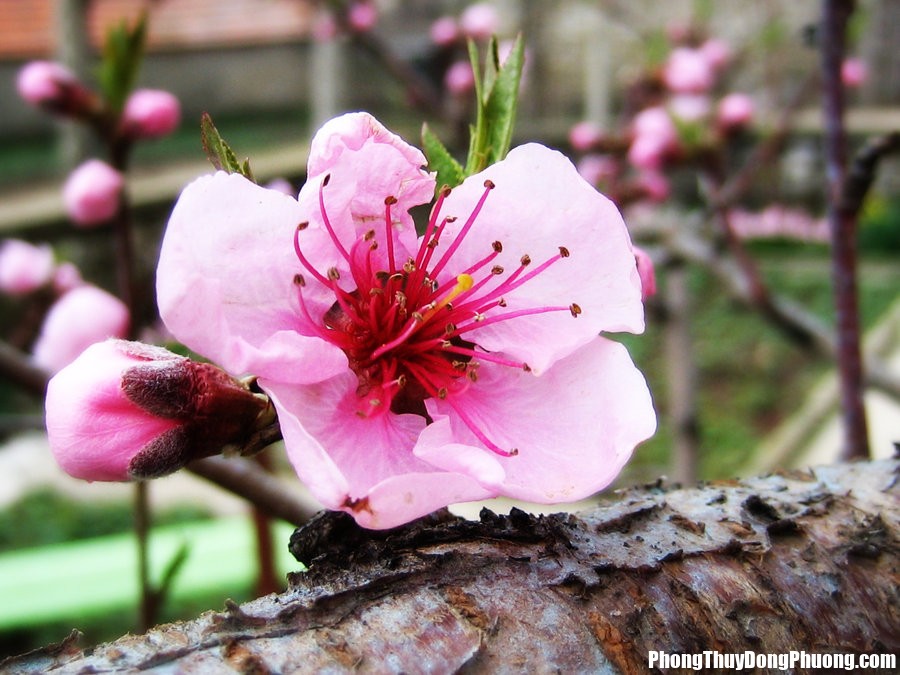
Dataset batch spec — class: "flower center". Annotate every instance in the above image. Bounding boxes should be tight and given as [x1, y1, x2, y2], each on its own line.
[292, 176, 580, 456]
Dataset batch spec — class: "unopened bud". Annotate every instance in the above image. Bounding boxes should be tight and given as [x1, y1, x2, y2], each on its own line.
[63, 159, 124, 227]
[0, 239, 55, 296]
[16, 61, 96, 116]
[121, 89, 181, 139]
[46, 339, 270, 481]
[633, 246, 657, 301]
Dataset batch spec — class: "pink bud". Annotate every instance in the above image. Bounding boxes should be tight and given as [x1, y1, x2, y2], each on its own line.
[699, 39, 732, 71]
[312, 11, 339, 41]
[663, 47, 715, 94]
[32, 285, 130, 373]
[0, 239, 55, 296]
[841, 58, 868, 88]
[459, 3, 499, 40]
[265, 177, 296, 196]
[568, 121, 604, 152]
[62, 159, 124, 227]
[347, 1, 378, 32]
[430, 16, 459, 46]
[633, 246, 657, 301]
[121, 89, 181, 139]
[636, 171, 671, 203]
[628, 135, 668, 171]
[45, 339, 269, 481]
[632, 106, 678, 142]
[717, 93, 755, 129]
[51, 261, 84, 294]
[669, 94, 711, 123]
[16, 61, 83, 109]
[576, 154, 617, 185]
[444, 60, 476, 95]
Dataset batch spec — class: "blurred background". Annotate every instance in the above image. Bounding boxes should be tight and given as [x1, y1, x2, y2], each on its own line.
[0, 0, 897, 657]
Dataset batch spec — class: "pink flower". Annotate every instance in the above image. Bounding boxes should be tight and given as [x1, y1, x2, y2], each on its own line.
[629, 107, 678, 171]
[45, 339, 267, 481]
[32, 285, 130, 373]
[0, 239, 55, 295]
[576, 154, 617, 186]
[841, 58, 868, 88]
[663, 47, 715, 94]
[62, 159, 124, 227]
[633, 246, 657, 300]
[121, 89, 181, 139]
[459, 3, 499, 40]
[444, 60, 476, 95]
[347, 1, 378, 32]
[717, 92, 755, 130]
[568, 121, 604, 152]
[157, 112, 655, 529]
[430, 16, 459, 46]
[699, 39, 732, 71]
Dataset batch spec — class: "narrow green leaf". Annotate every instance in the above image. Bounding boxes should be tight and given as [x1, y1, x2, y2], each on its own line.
[422, 124, 465, 193]
[96, 13, 147, 113]
[199, 113, 254, 180]
[464, 40, 488, 176]
[483, 33, 524, 166]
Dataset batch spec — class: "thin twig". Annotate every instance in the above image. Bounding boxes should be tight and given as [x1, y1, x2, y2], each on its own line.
[0, 340, 49, 397]
[821, 0, 869, 460]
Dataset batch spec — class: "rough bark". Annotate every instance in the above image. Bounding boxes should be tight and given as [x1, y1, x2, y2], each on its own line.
[4, 460, 898, 674]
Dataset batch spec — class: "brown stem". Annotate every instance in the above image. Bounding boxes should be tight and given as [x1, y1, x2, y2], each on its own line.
[251, 451, 281, 596]
[0, 340, 49, 397]
[188, 456, 316, 526]
[821, 0, 869, 460]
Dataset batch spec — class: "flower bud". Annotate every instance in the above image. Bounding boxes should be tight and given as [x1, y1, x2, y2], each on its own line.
[568, 121, 604, 152]
[636, 171, 671, 203]
[841, 58, 868, 88]
[633, 246, 657, 301]
[62, 159, 124, 227]
[430, 16, 459, 46]
[576, 154, 617, 186]
[444, 60, 476, 95]
[699, 39, 732, 71]
[46, 340, 269, 481]
[347, 1, 378, 32]
[717, 93, 755, 130]
[0, 239, 55, 296]
[459, 3, 499, 40]
[16, 61, 95, 116]
[663, 47, 715, 94]
[121, 89, 181, 139]
[32, 285, 130, 373]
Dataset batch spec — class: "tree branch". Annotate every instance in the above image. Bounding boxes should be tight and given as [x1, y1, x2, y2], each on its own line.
[10, 459, 897, 671]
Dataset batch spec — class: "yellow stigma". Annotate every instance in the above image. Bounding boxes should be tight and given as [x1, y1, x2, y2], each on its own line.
[424, 274, 473, 321]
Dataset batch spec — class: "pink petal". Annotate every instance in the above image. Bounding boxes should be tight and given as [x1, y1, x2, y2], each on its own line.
[421, 337, 656, 503]
[264, 373, 492, 528]
[434, 144, 644, 374]
[157, 172, 347, 383]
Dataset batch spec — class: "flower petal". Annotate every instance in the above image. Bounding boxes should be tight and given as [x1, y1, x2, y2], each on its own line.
[421, 337, 656, 503]
[264, 373, 492, 528]
[435, 144, 645, 374]
[157, 172, 347, 383]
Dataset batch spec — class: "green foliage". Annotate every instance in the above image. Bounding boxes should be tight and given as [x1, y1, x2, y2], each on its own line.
[199, 113, 255, 181]
[859, 195, 900, 254]
[421, 124, 464, 193]
[642, 30, 671, 68]
[96, 13, 148, 114]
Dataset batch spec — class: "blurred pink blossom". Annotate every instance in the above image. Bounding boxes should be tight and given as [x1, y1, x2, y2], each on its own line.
[459, 3, 499, 40]
[52, 262, 84, 294]
[636, 171, 670, 203]
[312, 11, 338, 41]
[576, 154, 617, 185]
[444, 60, 476, 95]
[32, 285, 130, 373]
[663, 47, 715, 93]
[841, 58, 868, 88]
[699, 39, 732, 71]
[730, 206, 829, 242]
[16, 61, 85, 111]
[121, 89, 181, 139]
[266, 178, 296, 196]
[633, 246, 657, 300]
[430, 16, 459, 46]
[669, 94, 711, 122]
[569, 121, 604, 152]
[0, 239, 55, 296]
[62, 159, 124, 227]
[717, 92, 755, 129]
[156, 112, 655, 528]
[45, 339, 268, 481]
[629, 108, 678, 171]
[347, 1, 378, 32]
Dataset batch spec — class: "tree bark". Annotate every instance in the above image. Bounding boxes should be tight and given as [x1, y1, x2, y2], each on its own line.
[5, 460, 898, 674]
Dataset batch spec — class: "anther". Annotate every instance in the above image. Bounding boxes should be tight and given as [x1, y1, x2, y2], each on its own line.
[492, 241, 503, 252]
[445, 322, 457, 334]
[467, 370, 479, 382]
[322, 174, 331, 187]
[437, 387, 448, 399]
[412, 312, 425, 322]
[483, 179, 495, 189]
[440, 185, 452, 197]
[327, 267, 340, 281]
[363, 230, 376, 241]
[293, 274, 306, 286]
[520, 254, 532, 266]
[491, 265, 504, 275]
[559, 246, 570, 258]
[498, 298, 507, 307]
[569, 303, 582, 317]
[384, 196, 398, 206]
[523, 363, 532, 372]
[297, 221, 309, 231]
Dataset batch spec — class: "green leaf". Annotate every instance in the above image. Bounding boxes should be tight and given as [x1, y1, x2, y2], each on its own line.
[96, 13, 147, 113]
[422, 124, 465, 192]
[482, 34, 524, 167]
[199, 113, 255, 181]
